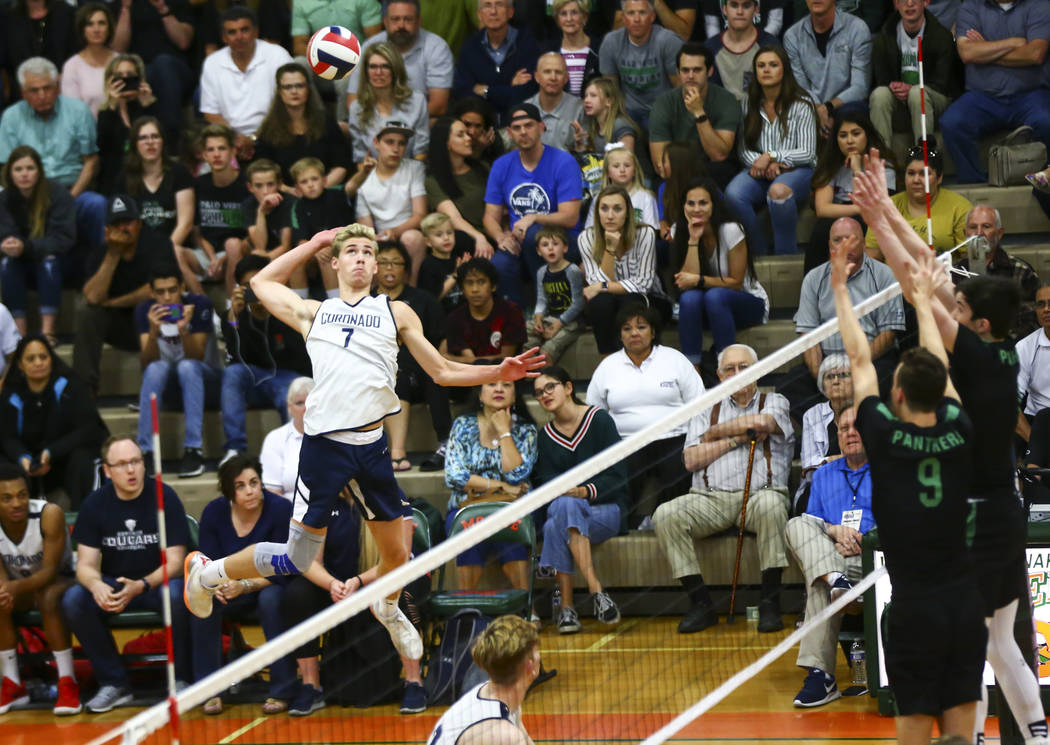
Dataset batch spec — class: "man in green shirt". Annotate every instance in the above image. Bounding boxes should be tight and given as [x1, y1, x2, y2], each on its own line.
[649, 42, 741, 189]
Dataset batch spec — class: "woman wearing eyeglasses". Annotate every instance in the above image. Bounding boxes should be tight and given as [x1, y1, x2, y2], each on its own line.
[532, 365, 627, 634]
[795, 354, 852, 513]
[254, 63, 350, 192]
[0, 334, 108, 508]
[348, 43, 429, 163]
[118, 116, 199, 291]
[863, 145, 972, 260]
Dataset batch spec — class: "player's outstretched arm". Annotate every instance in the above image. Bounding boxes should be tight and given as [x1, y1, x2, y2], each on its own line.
[852, 149, 956, 312]
[908, 249, 962, 401]
[394, 302, 545, 386]
[830, 240, 879, 402]
[249, 228, 338, 334]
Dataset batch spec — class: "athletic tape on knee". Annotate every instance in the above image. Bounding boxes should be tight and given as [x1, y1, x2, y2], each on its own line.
[253, 523, 324, 576]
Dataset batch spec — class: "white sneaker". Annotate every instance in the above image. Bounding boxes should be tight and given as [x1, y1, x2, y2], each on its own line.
[183, 551, 215, 618]
[218, 449, 240, 468]
[371, 600, 423, 660]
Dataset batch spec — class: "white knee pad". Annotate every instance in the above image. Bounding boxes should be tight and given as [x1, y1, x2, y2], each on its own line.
[253, 523, 324, 577]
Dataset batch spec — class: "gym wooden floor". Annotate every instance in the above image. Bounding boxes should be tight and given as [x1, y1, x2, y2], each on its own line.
[2, 616, 1003, 745]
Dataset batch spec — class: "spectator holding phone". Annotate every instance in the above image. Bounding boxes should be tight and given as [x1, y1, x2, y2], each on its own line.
[134, 267, 222, 479]
[97, 54, 158, 195]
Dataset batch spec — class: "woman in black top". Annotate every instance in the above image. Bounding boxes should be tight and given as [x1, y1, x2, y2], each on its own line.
[120, 116, 198, 291]
[0, 146, 76, 343]
[96, 53, 158, 195]
[425, 116, 493, 258]
[0, 335, 108, 508]
[253, 62, 350, 192]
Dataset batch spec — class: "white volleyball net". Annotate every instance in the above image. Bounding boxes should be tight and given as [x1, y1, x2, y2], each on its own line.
[74, 266, 937, 745]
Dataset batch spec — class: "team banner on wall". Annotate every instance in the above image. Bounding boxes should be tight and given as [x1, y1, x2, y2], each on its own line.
[873, 548, 1050, 688]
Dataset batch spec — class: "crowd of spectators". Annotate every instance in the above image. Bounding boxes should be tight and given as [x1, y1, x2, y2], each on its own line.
[2, 0, 1050, 723]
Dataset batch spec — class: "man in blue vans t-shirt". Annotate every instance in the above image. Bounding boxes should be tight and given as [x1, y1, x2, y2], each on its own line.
[482, 103, 583, 306]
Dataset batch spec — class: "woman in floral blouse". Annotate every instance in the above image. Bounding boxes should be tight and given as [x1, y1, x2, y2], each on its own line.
[445, 376, 537, 592]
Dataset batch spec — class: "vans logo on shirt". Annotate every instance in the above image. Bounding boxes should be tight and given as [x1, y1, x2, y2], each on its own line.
[508, 183, 551, 217]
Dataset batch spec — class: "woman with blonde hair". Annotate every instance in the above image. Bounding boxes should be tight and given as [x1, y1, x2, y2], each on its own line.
[348, 42, 429, 162]
[572, 76, 637, 154]
[97, 53, 158, 194]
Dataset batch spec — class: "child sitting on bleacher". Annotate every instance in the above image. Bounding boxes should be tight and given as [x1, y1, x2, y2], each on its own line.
[288, 157, 354, 298]
[526, 226, 584, 365]
[416, 212, 464, 312]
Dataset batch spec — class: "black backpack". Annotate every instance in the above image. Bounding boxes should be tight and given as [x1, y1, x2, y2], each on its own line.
[423, 609, 491, 705]
[320, 610, 403, 707]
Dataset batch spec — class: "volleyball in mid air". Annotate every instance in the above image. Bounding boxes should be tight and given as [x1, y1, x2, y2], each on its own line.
[306, 25, 361, 81]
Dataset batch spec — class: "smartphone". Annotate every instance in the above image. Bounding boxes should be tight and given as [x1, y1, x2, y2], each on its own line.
[243, 287, 259, 304]
[120, 75, 141, 91]
[164, 304, 183, 321]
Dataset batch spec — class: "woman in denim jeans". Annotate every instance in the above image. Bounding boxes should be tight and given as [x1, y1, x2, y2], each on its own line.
[0, 146, 75, 345]
[669, 176, 768, 373]
[725, 45, 817, 256]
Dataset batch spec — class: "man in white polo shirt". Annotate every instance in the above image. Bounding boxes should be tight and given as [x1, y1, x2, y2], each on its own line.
[653, 344, 794, 635]
[200, 5, 292, 159]
[345, 0, 454, 119]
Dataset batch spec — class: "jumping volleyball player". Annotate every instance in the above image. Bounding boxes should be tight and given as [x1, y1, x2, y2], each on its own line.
[183, 224, 545, 663]
[853, 152, 1048, 745]
[837, 243, 985, 744]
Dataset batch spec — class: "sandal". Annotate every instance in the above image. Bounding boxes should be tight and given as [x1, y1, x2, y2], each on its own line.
[391, 457, 412, 471]
[1026, 171, 1050, 193]
[203, 696, 223, 715]
[262, 697, 288, 715]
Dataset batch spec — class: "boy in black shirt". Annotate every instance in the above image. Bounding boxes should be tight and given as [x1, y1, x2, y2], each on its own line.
[836, 244, 985, 744]
[288, 157, 353, 298]
[853, 152, 1048, 745]
[417, 212, 464, 311]
[219, 255, 312, 464]
[242, 160, 301, 295]
[188, 124, 249, 298]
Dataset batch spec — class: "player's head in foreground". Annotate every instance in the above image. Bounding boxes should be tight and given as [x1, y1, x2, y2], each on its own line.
[890, 346, 948, 417]
[330, 223, 379, 291]
[472, 614, 541, 691]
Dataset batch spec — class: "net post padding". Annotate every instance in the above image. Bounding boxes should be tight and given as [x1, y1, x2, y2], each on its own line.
[87, 248, 967, 745]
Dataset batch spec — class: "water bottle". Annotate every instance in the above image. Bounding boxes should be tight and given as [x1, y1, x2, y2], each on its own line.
[551, 588, 562, 621]
[850, 639, 867, 687]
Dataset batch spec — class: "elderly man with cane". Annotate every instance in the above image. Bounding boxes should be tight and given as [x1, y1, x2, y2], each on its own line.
[653, 344, 795, 634]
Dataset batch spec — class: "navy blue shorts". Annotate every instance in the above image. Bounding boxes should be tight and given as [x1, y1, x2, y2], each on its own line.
[293, 432, 410, 528]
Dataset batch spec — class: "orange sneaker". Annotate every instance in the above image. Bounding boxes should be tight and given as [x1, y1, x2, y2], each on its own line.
[53, 676, 82, 715]
[0, 676, 28, 714]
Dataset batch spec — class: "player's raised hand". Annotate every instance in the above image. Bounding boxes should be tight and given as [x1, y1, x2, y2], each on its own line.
[905, 246, 945, 306]
[829, 237, 850, 289]
[497, 347, 547, 381]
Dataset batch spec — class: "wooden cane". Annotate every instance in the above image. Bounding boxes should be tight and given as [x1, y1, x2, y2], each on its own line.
[727, 429, 758, 624]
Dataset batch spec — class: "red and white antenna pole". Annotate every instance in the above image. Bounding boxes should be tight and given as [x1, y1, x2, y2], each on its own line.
[150, 394, 181, 745]
[917, 35, 934, 250]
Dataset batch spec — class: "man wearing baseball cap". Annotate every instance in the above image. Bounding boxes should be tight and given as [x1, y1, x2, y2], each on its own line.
[347, 120, 428, 283]
[482, 103, 583, 306]
[74, 195, 178, 394]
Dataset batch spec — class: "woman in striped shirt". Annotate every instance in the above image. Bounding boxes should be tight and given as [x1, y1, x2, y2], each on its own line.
[579, 184, 670, 356]
[724, 45, 817, 256]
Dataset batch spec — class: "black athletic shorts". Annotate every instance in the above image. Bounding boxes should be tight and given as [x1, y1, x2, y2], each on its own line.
[971, 498, 1029, 617]
[883, 582, 987, 717]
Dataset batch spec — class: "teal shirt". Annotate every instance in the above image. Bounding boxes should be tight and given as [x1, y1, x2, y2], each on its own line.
[290, 0, 381, 38]
[0, 97, 97, 188]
